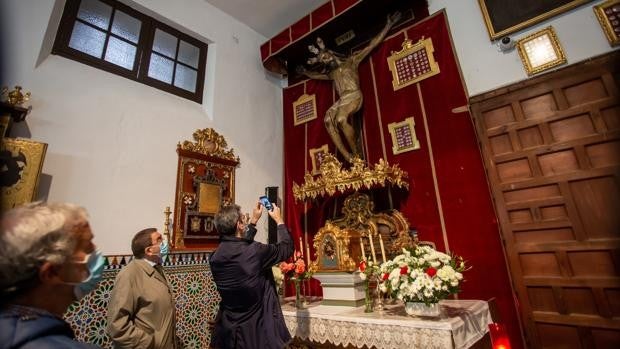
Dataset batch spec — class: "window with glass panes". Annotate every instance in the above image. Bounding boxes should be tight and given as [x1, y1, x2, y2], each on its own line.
[53, 0, 207, 103]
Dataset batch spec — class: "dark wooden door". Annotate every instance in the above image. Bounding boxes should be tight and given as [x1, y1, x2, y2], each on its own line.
[470, 52, 620, 349]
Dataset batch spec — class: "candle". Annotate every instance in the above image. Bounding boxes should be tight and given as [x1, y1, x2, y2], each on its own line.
[379, 234, 387, 263]
[369, 235, 377, 264]
[306, 246, 311, 265]
[360, 239, 366, 260]
[299, 237, 304, 259]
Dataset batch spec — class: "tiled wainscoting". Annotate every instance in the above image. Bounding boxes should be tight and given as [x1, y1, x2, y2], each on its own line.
[64, 252, 219, 348]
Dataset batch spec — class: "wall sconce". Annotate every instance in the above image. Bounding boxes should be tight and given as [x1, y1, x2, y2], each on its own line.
[516, 26, 567, 76]
[594, 0, 620, 46]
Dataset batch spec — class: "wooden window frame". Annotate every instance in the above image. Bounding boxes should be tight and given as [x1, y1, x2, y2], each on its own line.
[52, 0, 207, 103]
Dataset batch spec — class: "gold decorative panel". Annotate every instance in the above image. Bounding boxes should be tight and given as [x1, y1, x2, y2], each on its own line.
[516, 27, 566, 76]
[1, 138, 47, 211]
[387, 117, 420, 155]
[387, 37, 440, 91]
[293, 93, 317, 126]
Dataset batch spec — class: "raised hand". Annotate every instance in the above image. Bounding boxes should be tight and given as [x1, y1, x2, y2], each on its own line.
[267, 203, 285, 225]
[250, 201, 262, 225]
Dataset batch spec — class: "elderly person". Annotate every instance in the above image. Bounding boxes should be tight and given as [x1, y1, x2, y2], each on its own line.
[210, 201, 294, 349]
[0, 202, 105, 349]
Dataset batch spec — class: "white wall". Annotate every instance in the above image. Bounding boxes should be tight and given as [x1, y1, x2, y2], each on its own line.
[0, 0, 283, 253]
[428, 0, 619, 97]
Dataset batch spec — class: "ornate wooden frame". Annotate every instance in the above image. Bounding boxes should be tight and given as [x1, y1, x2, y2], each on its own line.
[516, 26, 567, 76]
[172, 128, 239, 251]
[594, 0, 620, 46]
[387, 37, 440, 91]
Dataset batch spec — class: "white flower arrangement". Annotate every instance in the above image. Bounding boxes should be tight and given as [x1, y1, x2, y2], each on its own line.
[378, 245, 467, 305]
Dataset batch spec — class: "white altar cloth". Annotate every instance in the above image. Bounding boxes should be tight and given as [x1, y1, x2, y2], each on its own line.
[282, 299, 491, 349]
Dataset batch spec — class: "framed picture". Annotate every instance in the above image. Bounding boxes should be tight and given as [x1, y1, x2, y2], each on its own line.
[478, 0, 594, 40]
[293, 94, 317, 126]
[387, 38, 440, 91]
[309, 144, 329, 175]
[387, 117, 420, 155]
[594, 0, 620, 46]
[516, 27, 567, 76]
[1, 138, 47, 211]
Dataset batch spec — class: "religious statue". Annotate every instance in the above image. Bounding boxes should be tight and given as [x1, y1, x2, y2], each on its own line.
[297, 12, 401, 162]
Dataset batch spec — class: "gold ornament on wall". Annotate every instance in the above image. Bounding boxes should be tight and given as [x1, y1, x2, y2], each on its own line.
[516, 26, 567, 76]
[1, 86, 31, 106]
[594, 0, 620, 46]
[388, 117, 420, 155]
[1, 138, 47, 211]
[293, 93, 318, 126]
[179, 128, 238, 162]
[387, 37, 440, 91]
[292, 153, 408, 201]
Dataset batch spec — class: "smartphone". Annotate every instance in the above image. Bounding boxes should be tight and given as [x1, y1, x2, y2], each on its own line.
[259, 196, 274, 211]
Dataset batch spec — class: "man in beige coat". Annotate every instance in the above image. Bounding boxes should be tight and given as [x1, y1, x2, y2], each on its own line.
[106, 228, 177, 349]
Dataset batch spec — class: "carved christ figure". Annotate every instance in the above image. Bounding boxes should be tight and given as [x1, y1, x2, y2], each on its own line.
[297, 12, 401, 162]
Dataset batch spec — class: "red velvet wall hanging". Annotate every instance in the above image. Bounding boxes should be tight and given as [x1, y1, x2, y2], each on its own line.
[282, 11, 523, 348]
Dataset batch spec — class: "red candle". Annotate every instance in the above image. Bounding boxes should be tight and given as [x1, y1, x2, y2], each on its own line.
[488, 323, 511, 349]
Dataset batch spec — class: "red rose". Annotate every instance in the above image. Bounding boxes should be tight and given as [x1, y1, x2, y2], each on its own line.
[425, 267, 437, 277]
[382, 273, 389, 281]
[400, 266, 408, 275]
[359, 260, 366, 272]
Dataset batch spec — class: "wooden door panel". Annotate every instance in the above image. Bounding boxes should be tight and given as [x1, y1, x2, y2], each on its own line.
[470, 52, 620, 348]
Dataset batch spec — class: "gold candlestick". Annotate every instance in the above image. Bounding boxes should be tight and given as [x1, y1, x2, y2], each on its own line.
[163, 206, 172, 245]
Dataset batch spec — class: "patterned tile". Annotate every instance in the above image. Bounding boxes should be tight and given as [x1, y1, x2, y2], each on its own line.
[64, 253, 219, 348]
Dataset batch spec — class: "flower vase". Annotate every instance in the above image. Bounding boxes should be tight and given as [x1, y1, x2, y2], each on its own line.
[364, 279, 373, 313]
[293, 279, 303, 309]
[404, 302, 440, 317]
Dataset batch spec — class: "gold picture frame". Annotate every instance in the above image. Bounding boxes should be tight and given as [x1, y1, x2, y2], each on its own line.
[293, 93, 317, 126]
[478, 0, 594, 40]
[1, 138, 47, 212]
[387, 38, 440, 91]
[388, 117, 420, 155]
[516, 27, 567, 76]
[594, 0, 620, 46]
[309, 144, 329, 175]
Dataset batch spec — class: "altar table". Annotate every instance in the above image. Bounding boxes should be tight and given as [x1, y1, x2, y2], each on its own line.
[282, 300, 492, 349]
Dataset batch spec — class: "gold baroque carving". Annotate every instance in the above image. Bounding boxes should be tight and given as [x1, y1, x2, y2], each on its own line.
[292, 153, 409, 201]
[309, 222, 358, 273]
[178, 128, 238, 162]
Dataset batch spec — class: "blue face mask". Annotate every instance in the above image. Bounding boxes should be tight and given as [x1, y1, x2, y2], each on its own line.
[65, 251, 106, 300]
[159, 240, 169, 261]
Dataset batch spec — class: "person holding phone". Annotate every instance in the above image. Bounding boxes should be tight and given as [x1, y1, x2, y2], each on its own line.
[209, 200, 293, 349]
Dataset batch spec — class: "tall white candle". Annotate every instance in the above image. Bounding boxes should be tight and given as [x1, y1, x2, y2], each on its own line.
[360, 239, 366, 261]
[379, 234, 387, 263]
[369, 235, 377, 264]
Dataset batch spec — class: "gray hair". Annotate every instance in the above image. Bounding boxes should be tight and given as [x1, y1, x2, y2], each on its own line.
[0, 202, 89, 298]
[214, 205, 241, 236]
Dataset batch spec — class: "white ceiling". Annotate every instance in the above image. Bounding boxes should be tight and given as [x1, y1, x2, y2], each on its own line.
[205, 0, 327, 38]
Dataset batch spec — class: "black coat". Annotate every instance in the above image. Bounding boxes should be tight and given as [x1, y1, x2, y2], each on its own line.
[210, 224, 294, 349]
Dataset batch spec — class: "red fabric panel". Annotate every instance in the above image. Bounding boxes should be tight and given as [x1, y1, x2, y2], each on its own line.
[333, 0, 359, 15]
[311, 2, 334, 29]
[260, 42, 270, 62]
[291, 16, 311, 42]
[281, 11, 523, 348]
[270, 28, 290, 54]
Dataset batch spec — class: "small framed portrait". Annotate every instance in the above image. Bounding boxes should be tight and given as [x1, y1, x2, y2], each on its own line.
[516, 26, 567, 76]
[1, 138, 47, 211]
[594, 0, 620, 46]
[309, 144, 329, 175]
[293, 94, 317, 126]
[388, 117, 420, 155]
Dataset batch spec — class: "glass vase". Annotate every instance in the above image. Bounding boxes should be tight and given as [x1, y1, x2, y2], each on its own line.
[294, 279, 303, 309]
[364, 278, 373, 313]
[404, 301, 440, 317]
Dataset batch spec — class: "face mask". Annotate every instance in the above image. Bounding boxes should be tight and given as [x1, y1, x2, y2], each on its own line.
[159, 240, 169, 261]
[63, 251, 106, 300]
